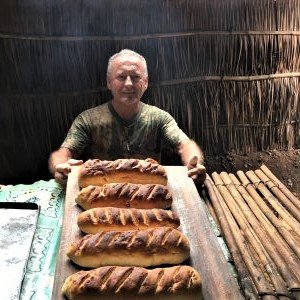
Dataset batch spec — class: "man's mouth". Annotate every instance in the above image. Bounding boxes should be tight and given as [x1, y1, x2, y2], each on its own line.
[121, 92, 136, 96]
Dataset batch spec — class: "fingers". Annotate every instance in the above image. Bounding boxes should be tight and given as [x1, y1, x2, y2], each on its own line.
[187, 154, 206, 183]
[55, 162, 72, 185]
[187, 163, 207, 184]
[56, 163, 72, 174]
[54, 172, 68, 185]
[188, 164, 206, 177]
[54, 160, 83, 185]
[68, 159, 83, 166]
[188, 155, 198, 168]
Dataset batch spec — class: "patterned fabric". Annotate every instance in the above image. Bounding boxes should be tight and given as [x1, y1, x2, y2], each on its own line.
[0, 180, 65, 300]
[61, 101, 188, 162]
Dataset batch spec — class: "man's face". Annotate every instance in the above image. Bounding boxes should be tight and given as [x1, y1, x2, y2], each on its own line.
[107, 55, 148, 106]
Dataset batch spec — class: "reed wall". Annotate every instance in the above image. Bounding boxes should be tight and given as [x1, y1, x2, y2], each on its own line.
[0, 0, 299, 183]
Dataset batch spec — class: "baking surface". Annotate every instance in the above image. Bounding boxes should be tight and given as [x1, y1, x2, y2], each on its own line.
[52, 166, 243, 300]
[0, 203, 39, 300]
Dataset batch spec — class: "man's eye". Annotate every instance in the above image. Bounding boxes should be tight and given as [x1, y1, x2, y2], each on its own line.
[131, 76, 141, 81]
[117, 75, 126, 80]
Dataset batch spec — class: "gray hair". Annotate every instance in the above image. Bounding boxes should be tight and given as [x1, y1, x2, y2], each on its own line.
[107, 49, 148, 78]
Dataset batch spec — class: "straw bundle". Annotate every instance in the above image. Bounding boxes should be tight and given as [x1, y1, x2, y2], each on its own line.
[204, 164, 300, 299]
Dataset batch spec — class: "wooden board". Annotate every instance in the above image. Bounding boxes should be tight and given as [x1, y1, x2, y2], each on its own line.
[52, 166, 243, 300]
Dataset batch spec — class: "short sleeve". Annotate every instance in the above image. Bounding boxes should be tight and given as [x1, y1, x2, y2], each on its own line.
[61, 113, 91, 156]
[161, 112, 189, 147]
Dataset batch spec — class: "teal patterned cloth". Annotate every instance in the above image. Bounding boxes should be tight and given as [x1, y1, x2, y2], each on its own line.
[0, 180, 65, 300]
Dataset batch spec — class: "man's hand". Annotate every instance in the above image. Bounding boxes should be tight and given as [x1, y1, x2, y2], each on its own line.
[177, 139, 206, 185]
[54, 159, 83, 185]
[187, 155, 206, 185]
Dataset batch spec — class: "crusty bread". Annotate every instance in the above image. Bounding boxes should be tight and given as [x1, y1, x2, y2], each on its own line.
[67, 227, 190, 268]
[78, 158, 168, 188]
[75, 183, 172, 210]
[77, 207, 180, 234]
[62, 265, 202, 300]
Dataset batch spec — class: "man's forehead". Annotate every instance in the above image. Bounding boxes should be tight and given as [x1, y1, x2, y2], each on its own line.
[112, 56, 145, 73]
[115, 64, 142, 73]
[113, 55, 143, 68]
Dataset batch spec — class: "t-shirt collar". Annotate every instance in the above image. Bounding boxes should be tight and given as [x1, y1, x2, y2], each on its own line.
[108, 101, 144, 127]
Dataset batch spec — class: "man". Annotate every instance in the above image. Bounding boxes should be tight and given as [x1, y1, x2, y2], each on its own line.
[49, 49, 206, 185]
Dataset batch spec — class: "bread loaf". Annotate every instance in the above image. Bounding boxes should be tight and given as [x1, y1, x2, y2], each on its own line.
[78, 158, 168, 188]
[62, 265, 202, 300]
[77, 207, 180, 234]
[67, 227, 190, 268]
[75, 183, 172, 210]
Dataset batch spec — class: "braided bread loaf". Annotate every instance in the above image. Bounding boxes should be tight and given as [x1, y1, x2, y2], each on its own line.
[75, 183, 172, 210]
[78, 158, 168, 188]
[62, 265, 202, 300]
[77, 207, 180, 234]
[67, 227, 190, 268]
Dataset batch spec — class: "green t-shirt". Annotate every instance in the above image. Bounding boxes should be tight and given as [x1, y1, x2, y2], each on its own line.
[61, 101, 188, 162]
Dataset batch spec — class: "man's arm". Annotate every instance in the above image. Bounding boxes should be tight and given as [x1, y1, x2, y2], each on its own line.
[177, 139, 206, 184]
[48, 147, 82, 185]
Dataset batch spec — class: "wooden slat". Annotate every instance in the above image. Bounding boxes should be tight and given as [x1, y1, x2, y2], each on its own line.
[52, 166, 243, 300]
[51, 166, 83, 300]
[166, 167, 243, 300]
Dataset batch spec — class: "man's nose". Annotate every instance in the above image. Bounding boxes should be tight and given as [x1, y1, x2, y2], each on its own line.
[124, 76, 133, 86]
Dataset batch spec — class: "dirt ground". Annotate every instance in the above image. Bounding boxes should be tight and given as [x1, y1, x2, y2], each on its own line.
[205, 149, 300, 197]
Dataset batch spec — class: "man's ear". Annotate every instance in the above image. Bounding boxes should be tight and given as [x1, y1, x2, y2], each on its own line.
[107, 78, 111, 90]
[144, 76, 149, 91]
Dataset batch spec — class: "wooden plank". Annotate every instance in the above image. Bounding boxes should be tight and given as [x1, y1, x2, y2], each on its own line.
[52, 165, 243, 300]
[165, 166, 243, 300]
[52, 166, 83, 300]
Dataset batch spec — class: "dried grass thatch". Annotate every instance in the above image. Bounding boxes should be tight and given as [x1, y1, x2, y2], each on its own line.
[0, 0, 299, 182]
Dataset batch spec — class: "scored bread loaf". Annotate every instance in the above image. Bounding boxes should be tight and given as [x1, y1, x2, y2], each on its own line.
[77, 207, 180, 234]
[75, 183, 172, 210]
[62, 265, 202, 300]
[78, 158, 168, 188]
[67, 227, 190, 268]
